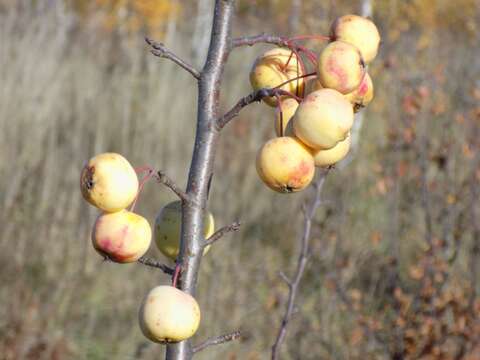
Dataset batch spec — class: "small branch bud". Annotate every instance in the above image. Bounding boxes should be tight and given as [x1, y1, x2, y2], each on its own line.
[192, 330, 242, 354]
[204, 221, 241, 247]
[145, 38, 201, 80]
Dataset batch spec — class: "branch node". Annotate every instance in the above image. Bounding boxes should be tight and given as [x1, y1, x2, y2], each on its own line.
[156, 171, 192, 204]
[192, 330, 242, 354]
[145, 37, 201, 80]
[278, 271, 292, 287]
[137, 256, 174, 275]
[204, 221, 241, 247]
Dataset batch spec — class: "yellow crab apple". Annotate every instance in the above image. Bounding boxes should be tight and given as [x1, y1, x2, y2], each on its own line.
[330, 14, 381, 64]
[139, 285, 201, 343]
[344, 72, 374, 112]
[91, 210, 152, 263]
[318, 40, 365, 94]
[274, 98, 299, 137]
[80, 152, 139, 213]
[292, 89, 354, 150]
[313, 133, 351, 167]
[256, 137, 315, 193]
[154, 201, 215, 261]
[250, 47, 305, 107]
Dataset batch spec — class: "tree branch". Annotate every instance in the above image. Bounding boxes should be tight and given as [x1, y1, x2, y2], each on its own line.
[231, 33, 290, 49]
[156, 171, 192, 204]
[145, 38, 201, 80]
[271, 169, 329, 360]
[137, 256, 174, 275]
[204, 221, 241, 247]
[217, 88, 300, 129]
[166, 1, 235, 359]
[192, 330, 242, 354]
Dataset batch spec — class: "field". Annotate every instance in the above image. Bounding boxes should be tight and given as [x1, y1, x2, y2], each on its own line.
[1, 1, 479, 359]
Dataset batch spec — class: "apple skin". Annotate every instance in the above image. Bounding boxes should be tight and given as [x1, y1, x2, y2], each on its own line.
[80, 152, 139, 213]
[139, 285, 201, 344]
[330, 14, 381, 64]
[274, 98, 299, 137]
[318, 40, 365, 95]
[250, 47, 305, 107]
[154, 201, 215, 261]
[344, 72, 374, 112]
[256, 137, 315, 193]
[91, 210, 152, 263]
[304, 77, 323, 96]
[313, 133, 351, 167]
[292, 89, 354, 150]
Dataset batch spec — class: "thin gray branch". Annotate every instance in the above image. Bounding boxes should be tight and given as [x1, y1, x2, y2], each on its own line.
[192, 330, 242, 354]
[137, 256, 174, 275]
[204, 221, 241, 247]
[231, 33, 290, 49]
[217, 88, 300, 129]
[156, 171, 192, 204]
[271, 169, 329, 360]
[145, 37, 201, 80]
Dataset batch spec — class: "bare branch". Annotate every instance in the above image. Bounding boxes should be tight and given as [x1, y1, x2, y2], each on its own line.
[217, 88, 300, 129]
[231, 34, 290, 48]
[278, 271, 292, 287]
[204, 221, 241, 247]
[156, 171, 192, 204]
[271, 169, 329, 360]
[137, 256, 174, 275]
[145, 38, 201, 80]
[192, 330, 242, 354]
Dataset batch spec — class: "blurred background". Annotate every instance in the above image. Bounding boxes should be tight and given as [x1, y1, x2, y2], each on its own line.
[1, 0, 479, 359]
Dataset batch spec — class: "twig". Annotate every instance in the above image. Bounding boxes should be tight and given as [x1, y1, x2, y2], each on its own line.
[192, 330, 242, 354]
[156, 171, 192, 204]
[137, 256, 174, 275]
[145, 38, 201, 80]
[217, 88, 300, 129]
[231, 33, 290, 48]
[204, 221, 241, 247]
[271, 169, 329, 360]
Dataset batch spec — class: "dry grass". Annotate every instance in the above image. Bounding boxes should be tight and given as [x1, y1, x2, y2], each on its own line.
[1, 1, 479, 359]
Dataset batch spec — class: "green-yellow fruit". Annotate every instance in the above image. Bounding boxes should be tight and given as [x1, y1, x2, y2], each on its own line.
[344, 72, 374, 112]
[313, 133, 351, 167]
[92, 210, 152, 263]
[250, 47, 305, 107]
[274, 98, 299, 137]
[330, 14, 381, 63]
[256, 137, 315, 193]
[139, 285, 201, 343]
[154, 201, 215, 261]
[80, 152, 139, 213]
[293, 89, 354, 150]
[318, 41, 365, 94]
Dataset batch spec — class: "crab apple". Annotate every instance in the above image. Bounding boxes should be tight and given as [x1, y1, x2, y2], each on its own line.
[292, 89, 354, 150]
[344, 72, 374, 112]
[330, 14, 381, 64]
[274, 98, 299, 137]
[318, 40, 365, 94]
[92, 210, 152, 263]
[139, 285, 201, 343]
[313, 133, 351, 167]
[80, 152, 139, 213]
[250, 47, 305, 107]
[256, 137, 315, 193]
[154, 201, 215, 261]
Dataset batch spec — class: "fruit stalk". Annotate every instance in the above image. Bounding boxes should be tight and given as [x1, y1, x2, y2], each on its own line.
[165, 1, 235, 359]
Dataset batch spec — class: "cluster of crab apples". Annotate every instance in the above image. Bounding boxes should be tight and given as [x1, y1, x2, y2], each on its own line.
[252, 14, 380, 193]
[80, 153, 213, 343]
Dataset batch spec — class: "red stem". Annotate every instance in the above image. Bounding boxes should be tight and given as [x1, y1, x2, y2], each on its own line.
[130, 166, 156, 212]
